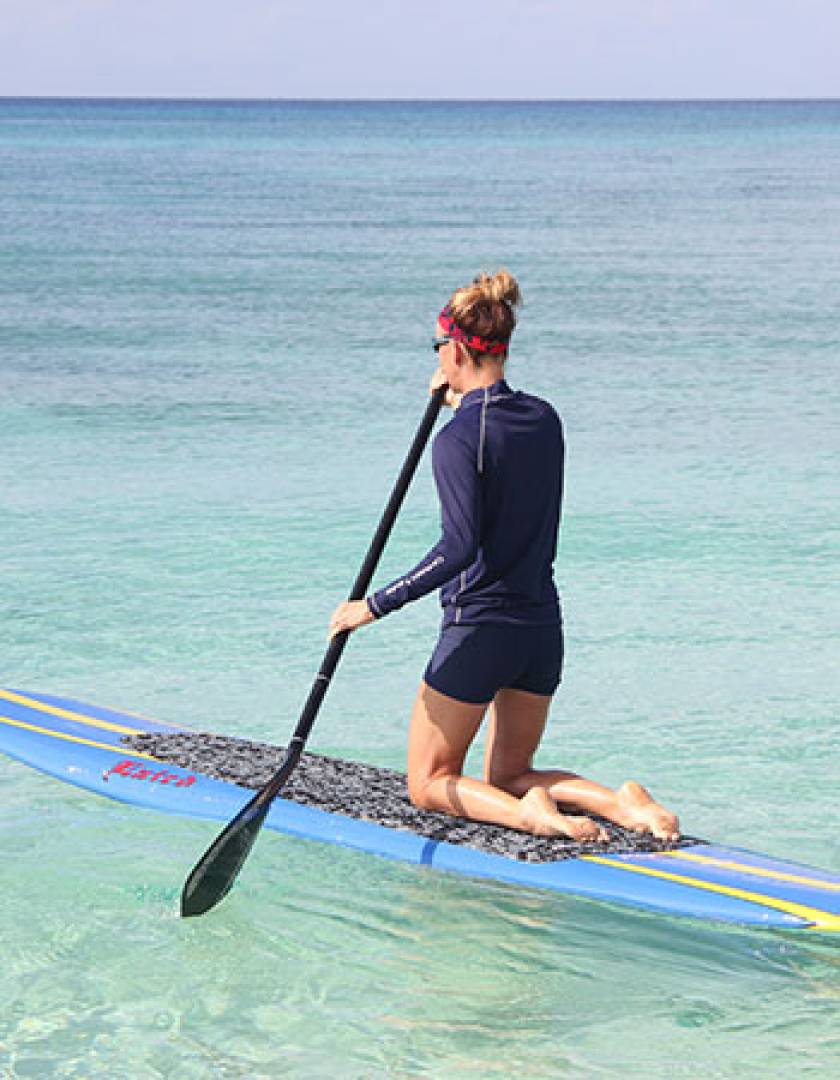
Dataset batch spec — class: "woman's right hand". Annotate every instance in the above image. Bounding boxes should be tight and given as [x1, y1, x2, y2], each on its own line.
[430, 367, 461, 409]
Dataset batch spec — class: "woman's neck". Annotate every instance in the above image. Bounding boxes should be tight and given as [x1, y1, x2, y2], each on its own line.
[459, 362, 505, 395]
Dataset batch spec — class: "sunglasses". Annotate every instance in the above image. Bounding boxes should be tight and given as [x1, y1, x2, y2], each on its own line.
[433, 336, 456, 353]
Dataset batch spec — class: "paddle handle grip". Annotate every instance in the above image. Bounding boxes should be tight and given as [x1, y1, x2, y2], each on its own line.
[281, 386, 446, 765]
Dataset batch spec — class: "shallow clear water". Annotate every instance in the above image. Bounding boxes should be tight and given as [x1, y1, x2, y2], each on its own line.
[1, 99, 838, 1077]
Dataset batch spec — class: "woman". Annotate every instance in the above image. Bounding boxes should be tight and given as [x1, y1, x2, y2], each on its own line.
[330, 271, 679, 843]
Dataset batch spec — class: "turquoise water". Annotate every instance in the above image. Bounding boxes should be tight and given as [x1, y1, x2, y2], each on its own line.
[1, 99, 839, 1077]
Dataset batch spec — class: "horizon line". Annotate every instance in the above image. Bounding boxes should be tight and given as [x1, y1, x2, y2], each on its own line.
[1, 95, 839, 105]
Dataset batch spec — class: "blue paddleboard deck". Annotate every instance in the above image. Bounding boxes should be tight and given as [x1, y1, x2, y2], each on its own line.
[1, 689, 838, 932]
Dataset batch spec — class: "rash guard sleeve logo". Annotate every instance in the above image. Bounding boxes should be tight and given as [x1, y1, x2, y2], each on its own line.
[384, 555, 445, 596]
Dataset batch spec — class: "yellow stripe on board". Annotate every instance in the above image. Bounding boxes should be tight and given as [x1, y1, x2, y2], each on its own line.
[581, 855, 840, 932]
[0, 714, 159, 761]
[662, 850, 840, 893]
[0, 689, 141, 737]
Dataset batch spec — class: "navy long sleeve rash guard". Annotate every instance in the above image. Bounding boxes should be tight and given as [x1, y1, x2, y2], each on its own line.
[368, 379, 563, 627]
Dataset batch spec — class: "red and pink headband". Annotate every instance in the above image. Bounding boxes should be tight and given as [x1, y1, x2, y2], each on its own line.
[438, 305, 510, 356]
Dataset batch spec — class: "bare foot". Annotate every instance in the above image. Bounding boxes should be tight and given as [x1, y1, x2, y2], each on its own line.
[617, 781, 680, 842]
[519, 787, 609, 843]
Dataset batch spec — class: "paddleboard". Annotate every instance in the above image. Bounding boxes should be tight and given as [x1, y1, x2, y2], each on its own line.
[1, 688, 837, 931]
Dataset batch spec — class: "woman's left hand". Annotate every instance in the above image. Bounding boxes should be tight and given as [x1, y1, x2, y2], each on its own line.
[329, 599, 375, 639]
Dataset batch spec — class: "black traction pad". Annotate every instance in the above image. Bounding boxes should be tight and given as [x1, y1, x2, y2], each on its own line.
[125, 731, 699, 864]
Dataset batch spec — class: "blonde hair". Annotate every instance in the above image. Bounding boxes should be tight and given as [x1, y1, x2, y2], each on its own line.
[447, 269, 522, 360]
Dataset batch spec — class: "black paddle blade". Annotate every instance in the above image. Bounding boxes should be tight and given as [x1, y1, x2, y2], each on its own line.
[180, 791, 271, 917]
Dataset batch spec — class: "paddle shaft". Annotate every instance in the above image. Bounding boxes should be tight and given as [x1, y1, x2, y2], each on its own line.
[180, 387, 445, 915]
[264, 385, 447, 799]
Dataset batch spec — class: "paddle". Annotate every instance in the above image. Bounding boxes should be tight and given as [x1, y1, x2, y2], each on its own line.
[181, 386, 446, 917]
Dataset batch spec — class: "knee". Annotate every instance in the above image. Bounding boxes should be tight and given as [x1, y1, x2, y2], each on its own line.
[483, 765, 523, 795]
[408, 768, 460, 813]
[407, 773, 436, 812]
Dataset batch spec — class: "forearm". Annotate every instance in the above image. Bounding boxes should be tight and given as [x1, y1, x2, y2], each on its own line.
[367, 534, 475, 618]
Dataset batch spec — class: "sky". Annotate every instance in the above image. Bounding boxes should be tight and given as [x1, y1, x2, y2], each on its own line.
[1, 0, 838, 100]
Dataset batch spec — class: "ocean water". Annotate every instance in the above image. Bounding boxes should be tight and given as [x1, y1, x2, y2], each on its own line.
[1, 99, 838, 1078]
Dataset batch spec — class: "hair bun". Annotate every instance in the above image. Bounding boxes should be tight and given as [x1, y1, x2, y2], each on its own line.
[473, 269, 522, 309]
[447, 269, 521, 351]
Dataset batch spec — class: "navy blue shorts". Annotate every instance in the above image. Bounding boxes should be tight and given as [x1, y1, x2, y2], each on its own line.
[423, 623, 564, 705]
